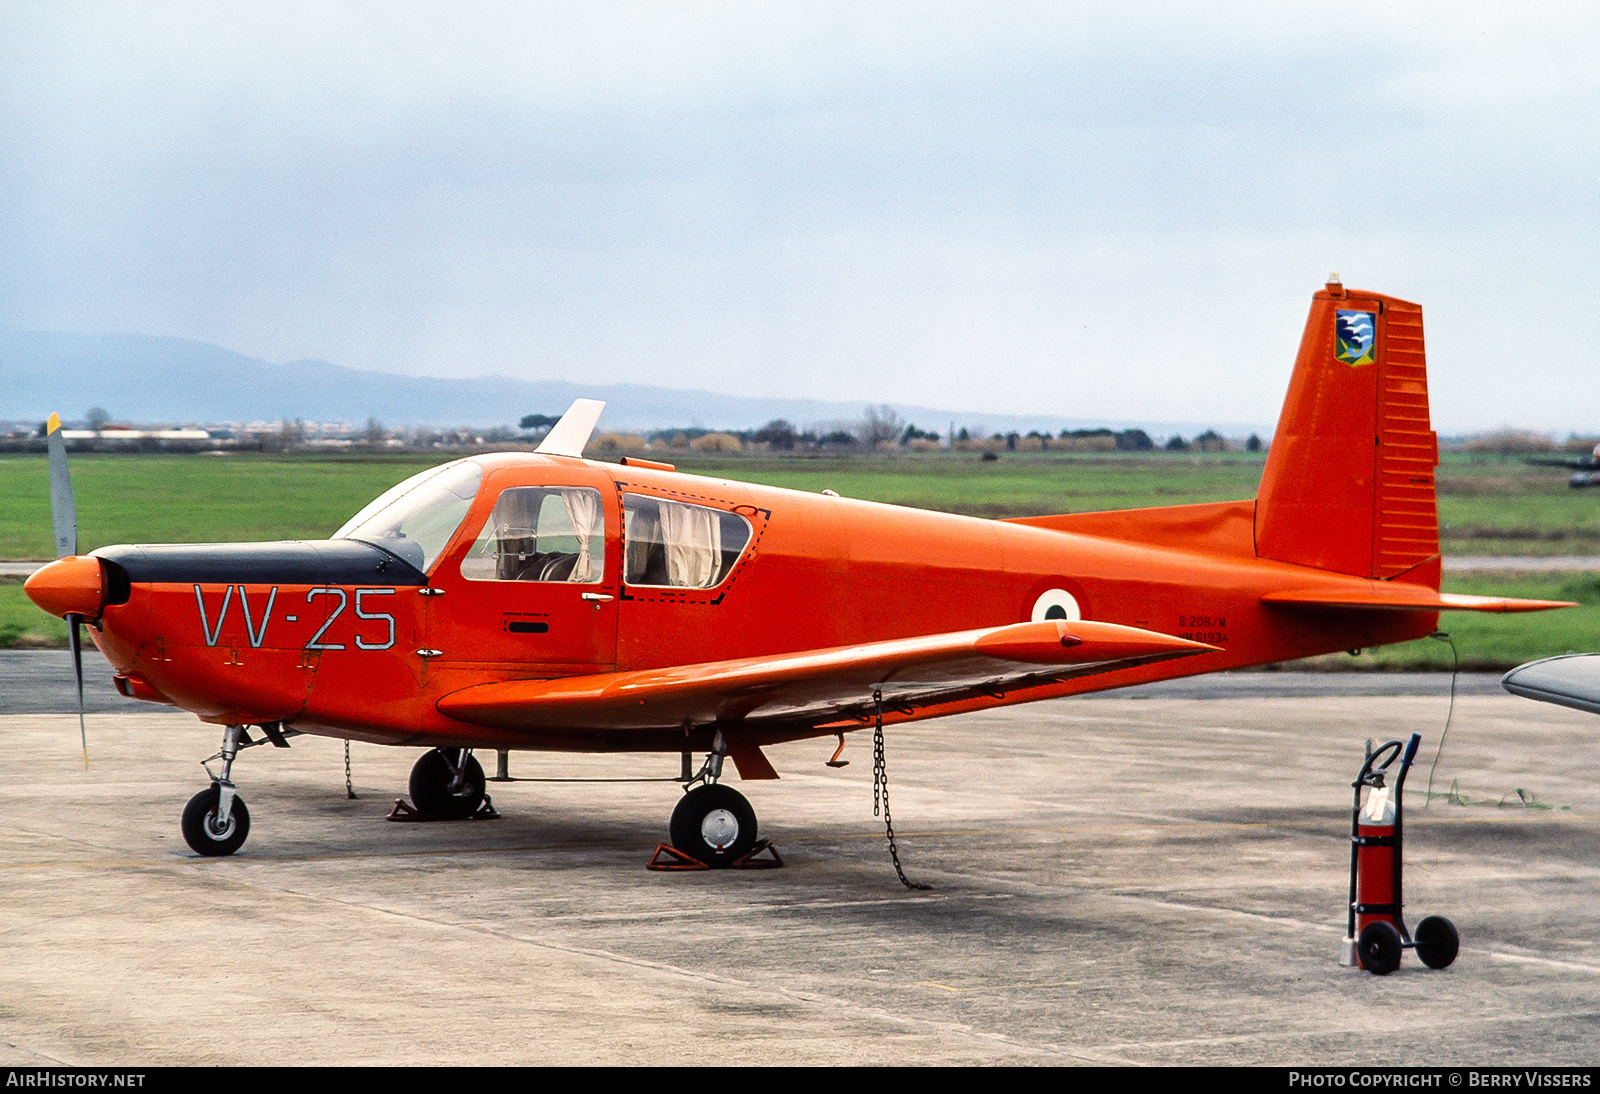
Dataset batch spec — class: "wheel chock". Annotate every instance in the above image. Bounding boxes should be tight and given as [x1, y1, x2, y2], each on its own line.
[385, 795, 501, 822]
[732, 839, 783, 869]
[646, 840, 785, 870]
[386, 797, 425, 821]
[647, 844, 709, 870]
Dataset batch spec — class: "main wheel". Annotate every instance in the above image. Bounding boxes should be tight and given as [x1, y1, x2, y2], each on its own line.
[181, 784, 251, 856]
[669, 784, 758, 867]
[1357, 921, 1404, 975]
[409, 749, 486, 819]
[1414, 915, 1460, 970]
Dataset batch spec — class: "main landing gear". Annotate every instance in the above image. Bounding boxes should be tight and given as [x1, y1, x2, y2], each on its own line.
[408, 748, 487, 819]
[668, 731, 759, 867]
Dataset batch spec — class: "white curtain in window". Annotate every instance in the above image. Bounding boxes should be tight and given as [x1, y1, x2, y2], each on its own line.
[625, 505, 657, 583]
[559, 489, 602, 582]
[659, 500, 722, 588]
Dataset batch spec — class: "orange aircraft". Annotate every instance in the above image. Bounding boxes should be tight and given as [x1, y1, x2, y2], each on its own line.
[24, 279, 1572, 867]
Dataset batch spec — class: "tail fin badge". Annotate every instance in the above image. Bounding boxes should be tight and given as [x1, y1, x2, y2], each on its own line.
[1335, 310, 1377, 366]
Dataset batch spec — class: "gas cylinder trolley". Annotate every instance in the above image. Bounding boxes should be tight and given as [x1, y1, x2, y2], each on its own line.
[1341, 732, 1460, 975]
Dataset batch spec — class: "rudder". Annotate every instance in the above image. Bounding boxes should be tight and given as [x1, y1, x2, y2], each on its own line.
[1255, 278, 1440, 583]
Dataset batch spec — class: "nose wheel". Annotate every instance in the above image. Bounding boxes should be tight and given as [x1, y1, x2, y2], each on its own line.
[181, 783, 251, 856]
[670, 784, 758, 867]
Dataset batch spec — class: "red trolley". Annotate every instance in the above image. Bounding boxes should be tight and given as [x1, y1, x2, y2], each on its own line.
[1342, 732, 1460, 975]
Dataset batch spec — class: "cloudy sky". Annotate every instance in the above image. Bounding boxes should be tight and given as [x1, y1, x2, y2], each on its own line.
[2, 2, 1596, 433]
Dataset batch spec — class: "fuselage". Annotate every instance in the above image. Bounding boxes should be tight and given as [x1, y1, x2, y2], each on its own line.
[71, 452, 1434, 750]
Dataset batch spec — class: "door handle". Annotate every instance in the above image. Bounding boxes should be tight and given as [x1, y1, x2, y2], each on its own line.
[582, 592, 615, 602]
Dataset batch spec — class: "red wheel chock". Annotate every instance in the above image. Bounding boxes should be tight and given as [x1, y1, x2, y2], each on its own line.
[733, 839, 784, 868]
[386, 797, 425, 821]
[647, 844, 709, 870]
[646, 839, 785, 871]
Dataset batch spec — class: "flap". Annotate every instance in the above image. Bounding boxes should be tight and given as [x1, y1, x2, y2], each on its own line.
[436, 619, 1218, 734]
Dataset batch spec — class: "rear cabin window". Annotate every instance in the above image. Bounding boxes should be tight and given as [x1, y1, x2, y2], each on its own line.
[460, 487, 605, 583]
[623, 494, 750, 589]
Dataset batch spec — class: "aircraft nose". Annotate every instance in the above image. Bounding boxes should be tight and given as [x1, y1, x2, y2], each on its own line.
[24, 556, 105, 619]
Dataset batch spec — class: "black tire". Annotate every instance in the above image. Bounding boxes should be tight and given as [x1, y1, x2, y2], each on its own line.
[669, 784, 758, 867]
[1414, 915, 1460, 970]
[181, 784, 251, 856]
[1358, 921, 1404, 975]
[409, 749, 486, 819]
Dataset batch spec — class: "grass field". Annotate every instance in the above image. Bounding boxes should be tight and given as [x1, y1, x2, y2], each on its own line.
[3, 450, 1596, 665]
[4, 451, 1596, 559]
[0, 453, 443, 558]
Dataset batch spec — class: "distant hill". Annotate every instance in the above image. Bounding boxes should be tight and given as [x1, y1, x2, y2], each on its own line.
[0, 329, 1263, 438]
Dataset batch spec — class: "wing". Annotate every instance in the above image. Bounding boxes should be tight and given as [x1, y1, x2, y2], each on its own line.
[436, 619, 1218, 735]
[1503, 654, 1600, 717]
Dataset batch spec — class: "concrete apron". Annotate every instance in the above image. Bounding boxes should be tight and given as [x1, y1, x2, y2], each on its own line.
[0, 694, 1597, 1065]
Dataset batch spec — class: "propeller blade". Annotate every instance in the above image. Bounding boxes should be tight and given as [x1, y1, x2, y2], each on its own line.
[45, 413, 78, 559]
[66, 611, 87, 771]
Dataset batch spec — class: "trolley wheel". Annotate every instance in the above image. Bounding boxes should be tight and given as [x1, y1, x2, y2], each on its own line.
[1357, 921, 1404, 975]
[1414, 915, 1460, 970]
[1356, 921, 1408, 972]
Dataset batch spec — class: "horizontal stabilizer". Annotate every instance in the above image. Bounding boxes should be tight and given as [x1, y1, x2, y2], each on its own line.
[1261, 585, 1575, 613]
[1503, 654, 1600, 716]
[437, 619, 1219, 734]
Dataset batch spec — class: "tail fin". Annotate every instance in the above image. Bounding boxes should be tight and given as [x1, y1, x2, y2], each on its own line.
[1255, 278, 1440, 583]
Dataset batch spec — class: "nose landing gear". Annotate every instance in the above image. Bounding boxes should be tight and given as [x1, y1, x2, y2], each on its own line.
[182, 724, 252, 856]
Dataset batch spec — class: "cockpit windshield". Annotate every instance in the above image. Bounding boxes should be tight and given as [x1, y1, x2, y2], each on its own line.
[333, 462, 483, 574]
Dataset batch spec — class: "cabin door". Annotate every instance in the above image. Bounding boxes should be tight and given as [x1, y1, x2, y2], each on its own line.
[427, 483, 619, 673]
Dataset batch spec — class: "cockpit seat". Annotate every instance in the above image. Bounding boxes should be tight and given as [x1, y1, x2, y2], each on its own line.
[537, 553, 578, 582]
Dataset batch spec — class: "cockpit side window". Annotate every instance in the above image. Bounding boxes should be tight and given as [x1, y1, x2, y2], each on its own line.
[623, 494, 750, 589]
[460, 486, 605, 583]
